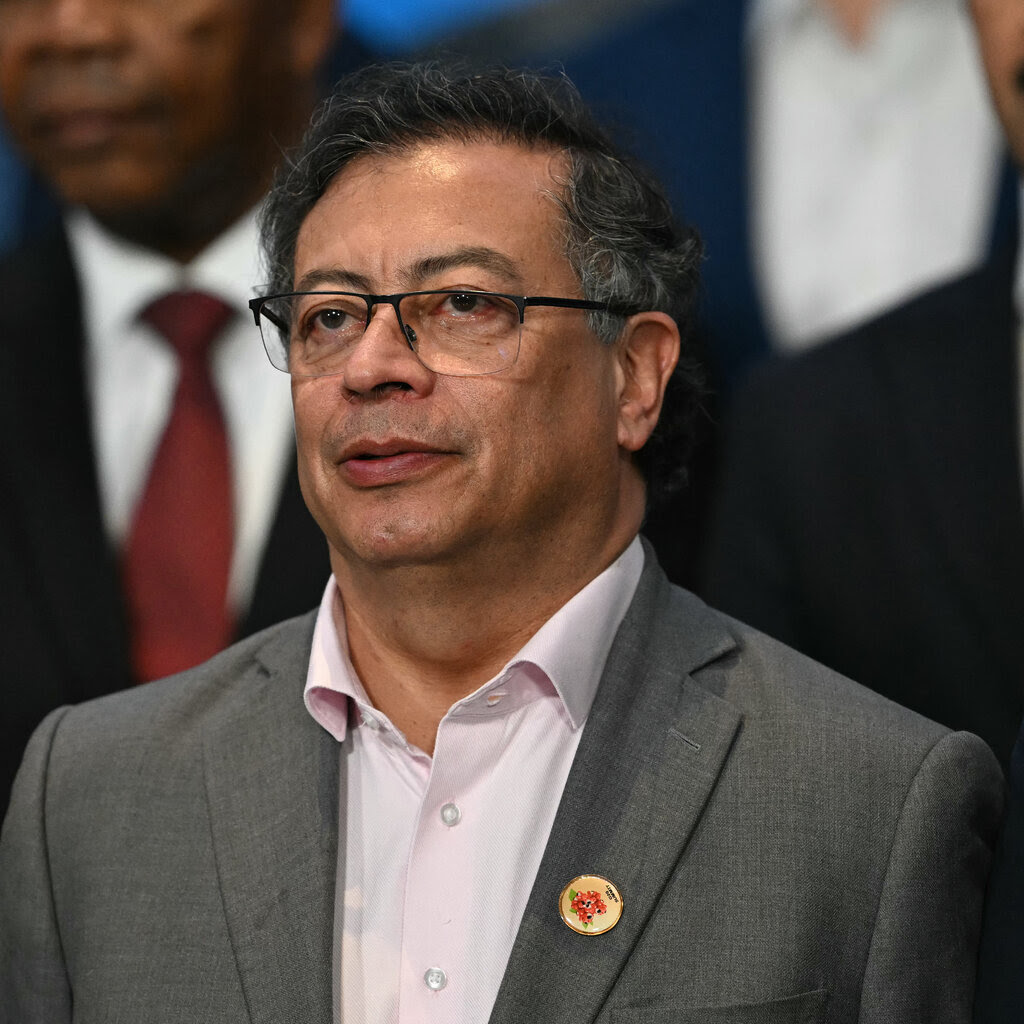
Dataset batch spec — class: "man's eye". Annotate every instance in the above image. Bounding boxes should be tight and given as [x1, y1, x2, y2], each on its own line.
[442, 292, 500, 317]
[448, 292, 482, 313]
[316, 309, 345, 328]
[306, 306, 356, 334]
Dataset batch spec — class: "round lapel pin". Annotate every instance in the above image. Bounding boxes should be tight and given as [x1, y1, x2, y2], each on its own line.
[559, 874, 623, 935]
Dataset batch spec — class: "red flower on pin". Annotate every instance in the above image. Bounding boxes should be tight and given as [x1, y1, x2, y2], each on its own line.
[570, 889, 607, 926]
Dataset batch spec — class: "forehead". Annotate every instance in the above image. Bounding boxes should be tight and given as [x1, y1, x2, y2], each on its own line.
[292, 139, 576, 291]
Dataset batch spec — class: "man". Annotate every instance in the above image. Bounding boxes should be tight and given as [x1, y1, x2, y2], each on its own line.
[0, 0, 350, 815]
[703, 0, 1024, 768]
[0, 62, 1003, 1022]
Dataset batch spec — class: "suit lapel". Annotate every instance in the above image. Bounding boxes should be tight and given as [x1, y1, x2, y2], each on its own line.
[0, 228, 132, 698]
[202, 614, 339, 1024]
[489, 561, 742, 1024]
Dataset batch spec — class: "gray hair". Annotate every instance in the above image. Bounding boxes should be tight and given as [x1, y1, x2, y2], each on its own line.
[260, 60, 704, 496]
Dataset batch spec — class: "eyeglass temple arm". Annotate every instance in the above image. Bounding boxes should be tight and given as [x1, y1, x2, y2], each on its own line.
[524, 296, 637, 317]
[248, 297, 288, 332]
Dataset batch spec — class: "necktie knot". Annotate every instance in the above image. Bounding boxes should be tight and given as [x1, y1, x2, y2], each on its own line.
[141, 290, 235, 363]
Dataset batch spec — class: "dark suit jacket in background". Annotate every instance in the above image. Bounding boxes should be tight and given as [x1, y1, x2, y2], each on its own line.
[0, 553, 1003, 1022]
[0, 228, 330, 817]
[530, 0, 1019, 591]
[703, 245, 1024, 766]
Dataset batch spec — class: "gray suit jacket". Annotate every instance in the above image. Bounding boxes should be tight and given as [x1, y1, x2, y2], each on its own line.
[0, 554, 1004, 1023]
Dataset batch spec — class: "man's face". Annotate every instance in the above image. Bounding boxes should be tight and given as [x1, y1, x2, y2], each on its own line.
[971, 0, 1024, 168]
[0, 0, 321, 218]
[290, 140, 649, 579]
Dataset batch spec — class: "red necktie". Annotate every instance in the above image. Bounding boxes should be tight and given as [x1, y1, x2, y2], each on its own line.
[123, 291, 236, 682]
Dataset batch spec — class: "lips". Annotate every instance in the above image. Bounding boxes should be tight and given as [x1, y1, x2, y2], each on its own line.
[19, 80, 163, 154]
[337, 438, 455, 487]
[29, 101, 156, 147]
[33, 108, 132, 149]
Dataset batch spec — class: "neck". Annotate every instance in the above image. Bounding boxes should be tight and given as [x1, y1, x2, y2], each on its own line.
[333, 500, 643, 755]
[92, 170, 271, 264]
[815, 0, 888, 45]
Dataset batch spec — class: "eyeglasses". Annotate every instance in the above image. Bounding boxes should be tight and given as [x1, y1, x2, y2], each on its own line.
[248, 290, 635, 377]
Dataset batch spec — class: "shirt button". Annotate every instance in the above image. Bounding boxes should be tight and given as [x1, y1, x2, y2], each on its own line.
[362, 714, 381, 731]
[440, 802, 462, 827]
[424, 967, 447, 991]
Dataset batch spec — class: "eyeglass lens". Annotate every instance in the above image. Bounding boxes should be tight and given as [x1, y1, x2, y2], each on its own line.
[258, 292, 523, 377]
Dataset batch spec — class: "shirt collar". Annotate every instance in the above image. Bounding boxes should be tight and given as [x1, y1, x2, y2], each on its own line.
[65, 204, 263, 356]
[304, 535, 645, 743]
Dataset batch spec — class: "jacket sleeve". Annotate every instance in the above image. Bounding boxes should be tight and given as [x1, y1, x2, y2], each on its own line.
[858, 729, 1004, 1022]
[0, 707, 74, 1024]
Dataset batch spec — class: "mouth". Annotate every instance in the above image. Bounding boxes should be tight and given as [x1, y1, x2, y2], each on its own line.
[337, 439, 456, 486]
[24, 90, 162, 154]
[341, 439, 448, 460]
[31, 107, 143, 150]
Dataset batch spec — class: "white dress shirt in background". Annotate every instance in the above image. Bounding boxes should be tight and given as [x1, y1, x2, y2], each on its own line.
[750, 0, 1003, 350]
[67, 207, 295, 617]
[304, 537, 644, 1024]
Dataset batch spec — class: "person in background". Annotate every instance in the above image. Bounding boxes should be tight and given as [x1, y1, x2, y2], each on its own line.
[0, 122, 46, 252]
[543, 0, 1016, 389]
[0, 60, 1002, 1023]
[0, 0, 347, 817]
[703, 0, 1024, 767]
[498, 0, 1015, 588]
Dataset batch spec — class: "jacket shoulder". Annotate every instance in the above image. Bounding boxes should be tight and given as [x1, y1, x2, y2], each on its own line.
[23, 611, 319, 771]
[669, 579, 996, 772]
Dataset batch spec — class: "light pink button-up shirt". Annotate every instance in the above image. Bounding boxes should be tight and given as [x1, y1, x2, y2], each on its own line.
[304, 536, 644, 1024]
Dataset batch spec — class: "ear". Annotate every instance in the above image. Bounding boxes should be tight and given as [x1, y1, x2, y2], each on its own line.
[614, 311, 680, 453]
[288, 0, 338, 78]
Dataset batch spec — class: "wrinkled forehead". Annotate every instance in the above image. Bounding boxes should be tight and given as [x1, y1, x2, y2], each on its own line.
[292, 138, 577, 291]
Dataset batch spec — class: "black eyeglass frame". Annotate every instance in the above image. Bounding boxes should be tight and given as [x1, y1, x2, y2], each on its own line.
[247, 289, 638, 375]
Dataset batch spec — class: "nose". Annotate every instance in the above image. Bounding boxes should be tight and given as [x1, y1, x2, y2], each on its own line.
[15, 0, 128, 54]
[341, 301, 435, 399]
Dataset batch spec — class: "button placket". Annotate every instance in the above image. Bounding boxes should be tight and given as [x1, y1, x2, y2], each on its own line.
[398, 714, 496, 1019]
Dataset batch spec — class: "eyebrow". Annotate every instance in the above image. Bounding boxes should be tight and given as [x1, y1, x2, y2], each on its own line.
[408, 247, 523, 289]
[293, 267, 373, 293]
[293, 246, 525, 295]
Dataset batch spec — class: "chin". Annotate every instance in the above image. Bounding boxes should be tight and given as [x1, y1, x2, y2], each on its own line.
[336, 514, 461, 571]
[53, 165, 173, 217]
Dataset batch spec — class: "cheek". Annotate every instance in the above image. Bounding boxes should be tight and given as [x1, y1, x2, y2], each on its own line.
[152, 64, 232, 146]
[291, 383, 333, 481]
[508, 355, 617, 479]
